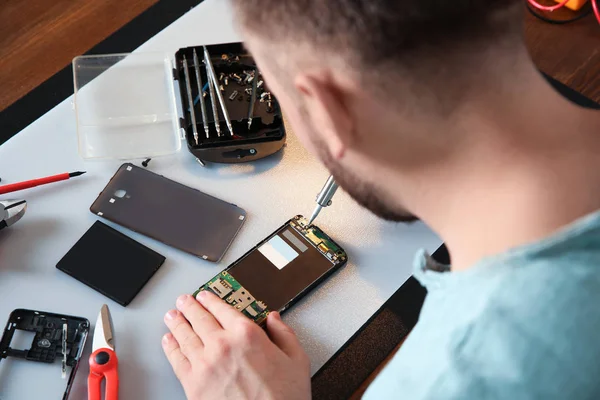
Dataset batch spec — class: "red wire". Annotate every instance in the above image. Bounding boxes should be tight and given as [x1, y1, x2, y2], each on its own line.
[527, 0, 570, 11]
[593, 0, 600, 23]
[528, 0, 600, 25]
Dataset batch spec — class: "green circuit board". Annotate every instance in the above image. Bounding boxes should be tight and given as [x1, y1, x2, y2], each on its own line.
[290, 216, 346, 263]
[193, 271, 269, 326]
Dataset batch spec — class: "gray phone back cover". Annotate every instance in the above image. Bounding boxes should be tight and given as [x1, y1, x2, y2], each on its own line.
[90, 163, 246, 262]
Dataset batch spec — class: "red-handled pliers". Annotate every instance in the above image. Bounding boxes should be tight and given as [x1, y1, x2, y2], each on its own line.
[89, 304, 119, 400]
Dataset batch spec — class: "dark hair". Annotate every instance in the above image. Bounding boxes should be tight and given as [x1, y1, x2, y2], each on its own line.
[233, 0, 522, 69]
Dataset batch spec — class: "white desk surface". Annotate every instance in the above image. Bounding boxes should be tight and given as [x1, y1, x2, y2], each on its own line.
[0, 1, 441, 398]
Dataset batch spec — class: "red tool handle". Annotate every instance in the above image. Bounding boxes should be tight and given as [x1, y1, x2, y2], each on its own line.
[88, 348, 119, 400]
[0, 173, 70, 195]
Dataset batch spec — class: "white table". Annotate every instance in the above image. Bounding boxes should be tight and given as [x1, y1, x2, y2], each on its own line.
[0, 1, 441, 398]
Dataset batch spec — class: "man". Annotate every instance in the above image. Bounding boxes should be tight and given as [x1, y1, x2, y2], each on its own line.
[161, 1, 600, 398]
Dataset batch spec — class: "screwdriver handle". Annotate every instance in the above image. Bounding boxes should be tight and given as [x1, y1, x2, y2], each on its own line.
[0, 173, 70, 195]
[316, 176, 339, 208]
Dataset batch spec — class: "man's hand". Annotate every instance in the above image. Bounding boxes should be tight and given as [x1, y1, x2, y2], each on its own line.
[162, 291, 311, 400]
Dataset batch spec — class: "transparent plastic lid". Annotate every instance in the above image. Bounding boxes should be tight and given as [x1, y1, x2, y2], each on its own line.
[73, 53, 182, 160]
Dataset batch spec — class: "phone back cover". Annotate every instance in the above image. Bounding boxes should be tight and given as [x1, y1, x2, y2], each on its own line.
[90, 163, 246, 262]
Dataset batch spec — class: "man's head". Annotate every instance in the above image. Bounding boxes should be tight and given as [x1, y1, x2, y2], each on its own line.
[232, 0, 524, 222]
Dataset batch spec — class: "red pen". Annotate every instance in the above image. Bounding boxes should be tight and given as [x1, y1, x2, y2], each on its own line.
[0, 171, 86, 195]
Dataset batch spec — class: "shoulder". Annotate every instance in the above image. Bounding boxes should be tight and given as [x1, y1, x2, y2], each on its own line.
[448, 274, 600, 398]
[451, 256, 600, 398]
[365, 256, 600, 399]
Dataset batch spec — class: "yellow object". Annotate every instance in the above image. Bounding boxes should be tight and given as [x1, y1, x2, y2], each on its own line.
[554, 0, 589, 11]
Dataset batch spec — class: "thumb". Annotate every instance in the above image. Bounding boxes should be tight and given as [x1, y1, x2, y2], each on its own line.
[266, 312, 303, 358]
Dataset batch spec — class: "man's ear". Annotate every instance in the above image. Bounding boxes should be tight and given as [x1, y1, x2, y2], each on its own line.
[294, 72, 354, 161]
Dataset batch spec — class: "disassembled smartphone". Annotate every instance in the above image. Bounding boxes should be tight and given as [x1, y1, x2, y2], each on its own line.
[194, 215, 348, 325]
[0, 309, 90, 400]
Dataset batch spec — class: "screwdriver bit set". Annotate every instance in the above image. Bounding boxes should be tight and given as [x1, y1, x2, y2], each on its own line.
[175, 43, 286, 164]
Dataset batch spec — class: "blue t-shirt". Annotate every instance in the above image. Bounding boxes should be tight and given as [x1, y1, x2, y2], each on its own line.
[364, 210, 600, 399]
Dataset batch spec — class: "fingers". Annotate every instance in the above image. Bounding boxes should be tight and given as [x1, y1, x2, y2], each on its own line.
[164, 309, 204, 359]
[196, 290, 246, 330]
[266, 312, 305, 360]
[176, 294, 222, 339]
[162, 333, 192, 380]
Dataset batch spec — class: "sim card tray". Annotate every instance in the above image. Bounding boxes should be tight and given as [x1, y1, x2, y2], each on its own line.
[0, 309, 90, 400]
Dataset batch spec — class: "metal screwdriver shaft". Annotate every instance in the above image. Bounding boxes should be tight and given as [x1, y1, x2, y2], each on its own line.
[308, 175, 339, 226]
[206, 62, 221, 137]
[193, 49, 210, 139]
[61, 323, 67, 379]
[182, 55, 199, 145]
[203, 46, 235, 136]
[247, 68, 258, 130]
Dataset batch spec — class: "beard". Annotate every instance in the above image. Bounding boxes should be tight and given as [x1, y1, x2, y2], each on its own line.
[311, 135, 419, 223]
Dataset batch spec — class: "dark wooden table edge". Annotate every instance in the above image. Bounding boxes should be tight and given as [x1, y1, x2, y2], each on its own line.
[310, 245, 449, 400]
[0, 0, 203, 145]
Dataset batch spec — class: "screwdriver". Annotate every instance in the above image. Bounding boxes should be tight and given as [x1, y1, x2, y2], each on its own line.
[193, 49, 210, 139]
[308, 175, 339, 226]
[203, 46, 235, 136]
[182, 55, 199, 145]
